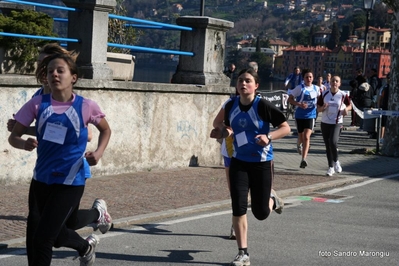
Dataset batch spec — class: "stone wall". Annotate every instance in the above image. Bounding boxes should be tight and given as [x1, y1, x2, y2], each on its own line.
[0, 75, 233, 184]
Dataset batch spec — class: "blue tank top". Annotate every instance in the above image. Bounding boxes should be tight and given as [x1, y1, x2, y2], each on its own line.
[228, 97, 273, 162]
[295, 84, 318, 119]
[33, 94, 88, 186]
[32, 87, 44, 98]
[32, 88, 91, 178]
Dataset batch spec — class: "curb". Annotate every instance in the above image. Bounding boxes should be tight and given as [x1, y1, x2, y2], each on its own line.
[0, 176, 367, 249]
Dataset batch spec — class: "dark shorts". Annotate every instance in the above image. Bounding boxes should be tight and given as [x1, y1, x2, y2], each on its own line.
[229, 158, 273, 220]
[295, 118, 315, 133]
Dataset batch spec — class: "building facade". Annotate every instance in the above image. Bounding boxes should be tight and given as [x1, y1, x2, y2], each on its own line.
[273, 45, 391, 81]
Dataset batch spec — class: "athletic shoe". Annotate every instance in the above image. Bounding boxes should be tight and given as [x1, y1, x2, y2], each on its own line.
[297, 144, 302, 155]
[300, 159, 308, 168]
[326, 167, 335, 176]
[92, 199, 112, 234]
[230, 250, 250, 266]
[271, 189, 283, 214]
[79, 234, 99, 266]
[334, 161, 342, 173]
[229, 225, 236, 240]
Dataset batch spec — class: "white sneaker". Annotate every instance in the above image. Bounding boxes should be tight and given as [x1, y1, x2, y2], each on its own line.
[230, 250, 250, 266]
[92, 199, 112, 234]
[78, 234, 99, 266]
[326, 167, 335, 176]
[334, 161, 342, 173]
[297, 143, 302, 155]
[271, 189, 283, 214]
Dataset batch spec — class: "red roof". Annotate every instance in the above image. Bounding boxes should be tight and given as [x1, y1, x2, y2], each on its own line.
[269, 39, 290, 46]
[283, 45, 331, 52]
[341, 4, 353, 8]
[356, 26, 391, 32]
[237, 40, 252, 45]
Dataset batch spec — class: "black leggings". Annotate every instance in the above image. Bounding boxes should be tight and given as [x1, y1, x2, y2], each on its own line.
[229, 158, 273, 220]
[320, 122, 342, 167]
[29, 179, 97, 266]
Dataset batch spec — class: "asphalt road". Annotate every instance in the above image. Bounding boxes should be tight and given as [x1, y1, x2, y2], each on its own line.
[1, 175, 398, 266]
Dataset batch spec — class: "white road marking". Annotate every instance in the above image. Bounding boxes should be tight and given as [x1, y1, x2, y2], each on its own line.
[325, 174, 399, 194]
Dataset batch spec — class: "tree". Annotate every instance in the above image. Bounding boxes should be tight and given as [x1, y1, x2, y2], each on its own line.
[249, 52, 273, 83]
[108, 0, 143, 54]
[327, 22, 340, 49]
[340, 22, 354, 43]
[381, 0, 399, 157]
[256, 36, 260, 52]
[372, 2, 392, 28]
[290, 28, 310, 46]
[0, 10, 55, 74]
[309, 24, 315, 46]
[351, 13, 366, 29]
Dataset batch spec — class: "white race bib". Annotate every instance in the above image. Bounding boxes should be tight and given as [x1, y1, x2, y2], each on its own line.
[236, 131, 248, 147]
[328, 102, 339, 115]
[43, 122, 67, 145]
[309, 90, 317, 99]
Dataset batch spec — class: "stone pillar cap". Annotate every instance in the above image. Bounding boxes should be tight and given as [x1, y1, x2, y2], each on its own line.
[176, 16, 234, 30]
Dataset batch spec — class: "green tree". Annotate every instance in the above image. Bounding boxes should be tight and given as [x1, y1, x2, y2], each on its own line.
[108, 0, 143, 54]
[225, 49, 239, 66]
[290, 28, 310, 46]
[0, 10, 55, 74]
[249, 52, 273, 82]
[309, 24, 315, 46]
[351, 13, 366, 30]
[340, 23, 354, 43]
[327, 22, 340, 50]
[256, 36, 260, 52]
[260, 39, 270, 48]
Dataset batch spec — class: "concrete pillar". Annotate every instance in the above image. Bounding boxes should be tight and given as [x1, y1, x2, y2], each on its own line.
[172, 16, 234, 85]
[62, 0, 115, 80]
[0, 2, 34, 15]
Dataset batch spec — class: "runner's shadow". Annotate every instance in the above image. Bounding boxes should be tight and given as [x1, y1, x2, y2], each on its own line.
[0, 215, 26, 221]
[111, 224, 228, 240]
[52, 250, 228, 265]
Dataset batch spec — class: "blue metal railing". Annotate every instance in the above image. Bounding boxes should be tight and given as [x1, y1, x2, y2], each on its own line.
[108, 43, 193, 56]
[1, 0, 194, 56]
[0, 32, 79, 43]
[108, 14, 192, 31]
[53, 20, 187, 31]
[53, 18, 68, 23]
[0, 31, 194, 56]
[2, 0, 76, 11]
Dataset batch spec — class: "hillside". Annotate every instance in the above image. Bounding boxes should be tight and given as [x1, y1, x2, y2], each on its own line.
[35, 0, 391, 57]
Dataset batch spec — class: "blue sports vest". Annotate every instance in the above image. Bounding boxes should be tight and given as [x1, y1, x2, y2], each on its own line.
[295, 84, 318, 119]
[34, 94, 88, 186]
[32, 88, 91, 178]
[228, 97, 273, 162]
[32, 86, 44, 98]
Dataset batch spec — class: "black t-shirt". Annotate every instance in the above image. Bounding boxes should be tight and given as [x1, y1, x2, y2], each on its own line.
[224, 97, 287, 128]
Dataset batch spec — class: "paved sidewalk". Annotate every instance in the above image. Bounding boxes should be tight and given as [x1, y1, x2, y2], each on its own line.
[1, 116, 398, 248]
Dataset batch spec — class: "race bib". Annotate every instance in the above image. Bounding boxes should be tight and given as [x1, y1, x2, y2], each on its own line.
[309, 90, 317, 99]
[328, 102, 339, 115]
[236, 131, 248, 147]
[43, 122, 67, 145]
